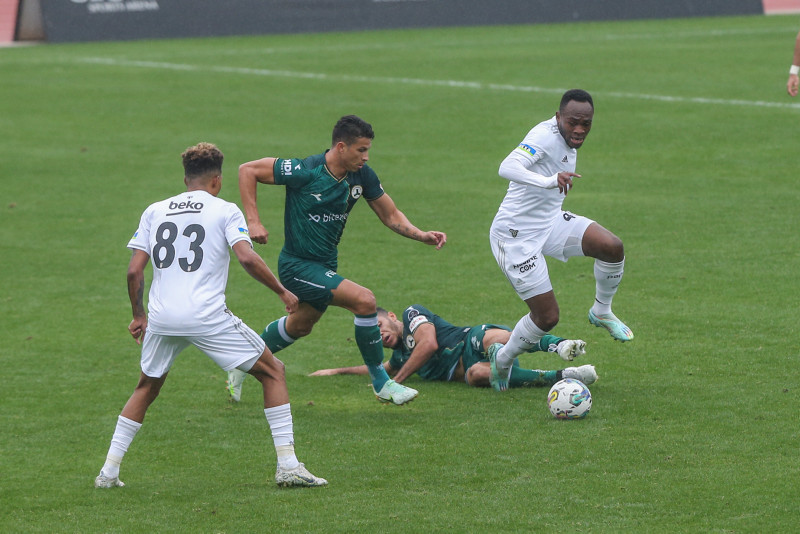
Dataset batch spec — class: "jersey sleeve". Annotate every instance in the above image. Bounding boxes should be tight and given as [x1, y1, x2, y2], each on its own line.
[361, 165, 385, 201]
[127, 206, 153, 253]
[273, 158, 315, 189]
[499, 124, 559, 188]
[403, 305, 434, 335]
[225, 204, 253, 248]
[388, 349, 406, 370]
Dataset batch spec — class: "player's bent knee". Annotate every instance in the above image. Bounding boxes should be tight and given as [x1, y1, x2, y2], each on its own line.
[466, 365, 490, 387]
[535, 312, 560, 332]
[353, 288, 377, 315]
[288, 323, 314, 338]
[606, 235, 624, 262]
[250, 353, 286, 381]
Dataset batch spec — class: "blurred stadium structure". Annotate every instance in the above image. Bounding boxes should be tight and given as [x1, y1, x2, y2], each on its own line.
[3, 0, 796, 45]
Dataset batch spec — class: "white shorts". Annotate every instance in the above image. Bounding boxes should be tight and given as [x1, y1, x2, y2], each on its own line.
[140, 310, 266, 378]
[490, 211, 593, 300]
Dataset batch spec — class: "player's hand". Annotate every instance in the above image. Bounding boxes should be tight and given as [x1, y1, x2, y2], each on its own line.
[788, 74, 799, 97]
[280, 289, 299, 314]
[309, 369, 339, 376]
[557, 172, 580, 195]
[128, 316, 147, 345]
[425, 231, 447, 249]
[248, 222, 269, 244]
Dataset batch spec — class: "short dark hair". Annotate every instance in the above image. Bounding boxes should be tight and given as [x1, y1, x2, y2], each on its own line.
[332, 115, 374, 146]
[560, 89, 593, 112]
[181, 142, 223, 178]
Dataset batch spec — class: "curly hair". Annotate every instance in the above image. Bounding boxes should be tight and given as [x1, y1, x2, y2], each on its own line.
[181, 142, 224, 178]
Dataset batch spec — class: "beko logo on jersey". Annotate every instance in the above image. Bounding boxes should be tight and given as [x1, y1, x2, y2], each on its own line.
[307, 212, 349, 223]
[167, 200, 203, 215]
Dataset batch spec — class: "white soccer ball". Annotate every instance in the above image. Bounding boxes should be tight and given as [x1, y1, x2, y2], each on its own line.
[547, 378, 592, 419]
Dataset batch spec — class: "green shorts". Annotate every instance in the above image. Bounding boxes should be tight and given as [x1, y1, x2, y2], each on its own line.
[278, 252, 345, 312]
[459, 323, 511, 376]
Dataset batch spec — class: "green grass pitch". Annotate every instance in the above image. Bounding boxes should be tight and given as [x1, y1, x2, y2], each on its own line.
[1, 14, 798, 532]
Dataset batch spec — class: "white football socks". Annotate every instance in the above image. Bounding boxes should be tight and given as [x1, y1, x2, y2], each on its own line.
[265, 404, 299, 469]
[101, 415, 141, 479]
[592, 258, 625, 316]
[497, 314, 546, 372]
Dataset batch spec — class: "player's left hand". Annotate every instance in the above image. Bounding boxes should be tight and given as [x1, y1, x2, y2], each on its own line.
[425, 231, 447, 249]
[280, 289, 299, 314]
[557, 171, 580, 195]
[129, 316, 147, 345]
[788, 74, 799, 97]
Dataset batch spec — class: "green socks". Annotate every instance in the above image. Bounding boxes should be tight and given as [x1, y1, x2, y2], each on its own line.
[354, 313, 390, 390]
[525, 334, 566, 353]
[261, 317, 295, 353]
[508, 367, 560, 388]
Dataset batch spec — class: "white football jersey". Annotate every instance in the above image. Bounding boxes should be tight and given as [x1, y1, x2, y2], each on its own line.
[127, 190, 252, 335]
[490, 116, 577, 242]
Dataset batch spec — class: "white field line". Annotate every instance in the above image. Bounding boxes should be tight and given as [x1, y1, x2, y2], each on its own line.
[78, 57, 800, 110]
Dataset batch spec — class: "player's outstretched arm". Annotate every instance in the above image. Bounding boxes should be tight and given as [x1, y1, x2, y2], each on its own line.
[368, 193, 447, 249]
[126, 249, 150, 345]
[232, 241, 298, 314]
[310, 361, 393, 376]
[238, 157, 277, 244]
[391, 322, 438, 383]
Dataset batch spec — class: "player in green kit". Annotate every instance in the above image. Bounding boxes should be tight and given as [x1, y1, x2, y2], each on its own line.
[309, 305, 596, 388]
[228, 115, 446, 405]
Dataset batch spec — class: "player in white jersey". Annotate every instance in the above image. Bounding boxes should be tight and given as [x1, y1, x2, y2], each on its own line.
[488, 89, 633, 392]
[787, 29, 800, 97]
[94, 143, 326, 488]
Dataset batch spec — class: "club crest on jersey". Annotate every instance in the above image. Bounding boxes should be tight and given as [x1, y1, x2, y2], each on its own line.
[518, 143, 536, 156]
[404, 335, 416, 350]
[351, 185, 363, 199]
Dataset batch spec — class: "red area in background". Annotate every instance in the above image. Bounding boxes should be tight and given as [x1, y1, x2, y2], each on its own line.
[763, 0, 800, 13]
[0, 0, 20, 42]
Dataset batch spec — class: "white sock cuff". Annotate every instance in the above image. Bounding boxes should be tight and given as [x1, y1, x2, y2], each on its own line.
[353, 315, 378, 327]
[265, 404, 294, 448]
[118, 415, 142, 431]
[595, 257, 625, 272]
[264, 403, 292, 420]
[108, 415, 142, 458]
[274, 316, 295, 343]
[522, 313, 547, 338]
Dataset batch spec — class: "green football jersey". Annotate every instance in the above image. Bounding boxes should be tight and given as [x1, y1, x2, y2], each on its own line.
[389, 304, 472, 381]
[273, 152, 384, 265]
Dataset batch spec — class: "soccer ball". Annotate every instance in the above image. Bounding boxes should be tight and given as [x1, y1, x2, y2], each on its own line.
[547, 378, 592, 419]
